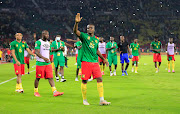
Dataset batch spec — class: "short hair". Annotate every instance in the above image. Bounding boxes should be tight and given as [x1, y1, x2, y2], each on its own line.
[56, 35, 61, 37]
[154, 36, 158, 39]
[42, 30, 48, 34]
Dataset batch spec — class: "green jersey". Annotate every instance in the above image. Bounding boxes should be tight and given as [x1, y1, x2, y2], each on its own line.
[151, 41, 161, 53]
[76, 41, 83, 58]
[130, 42, 140, 56]
[50, 43, 53, 55]
[106, 41, 118, 56]
[79, 32, 99, 63]
[52, 40, 65, 58]
[10, 40, 29, 64]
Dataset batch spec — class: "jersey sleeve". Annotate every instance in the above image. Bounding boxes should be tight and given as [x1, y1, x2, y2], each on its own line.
[25, 43, 29, 49]
[106, 42, 109, 48]
[150, 42, 153, 46]
[115, 42, 118, 49]
[35, 41, 41, 49]
[10, 42, 15, 50]
[62, 42, 65, 47]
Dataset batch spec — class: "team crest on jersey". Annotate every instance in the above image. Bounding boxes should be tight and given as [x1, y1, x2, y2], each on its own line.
[43, 44, 50, 48]
[82, 74, 85, 78]
[22, 45, 25, 47]
[16, 44, 18, 47]
[95, 40, 98, 43]
[19, 49, 22, 53]
[87, 36, 90, 40]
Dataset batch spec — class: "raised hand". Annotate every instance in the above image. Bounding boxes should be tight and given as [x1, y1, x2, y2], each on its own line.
[75, 13, 82, 23]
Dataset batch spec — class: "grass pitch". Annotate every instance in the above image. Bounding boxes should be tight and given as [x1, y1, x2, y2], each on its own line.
[0, 55, 179, 114]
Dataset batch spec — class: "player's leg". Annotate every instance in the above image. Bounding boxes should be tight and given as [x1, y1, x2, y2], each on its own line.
[34, 65, 45, 97]
[60, 66, 66, 82]
[14, 64, 23, 93]
[75, 68, 79, 81]
[171, 55, 175, 72]
[81, 62, 92, 105]
[135, 56, 139, 73]
[45, 64, 64, 96]
[132, 56, 135, 72]
[108, 55, 113, 76]
[113, 55, 117, 76]
[102, 54, 106, 73]
[92, 63, 110, 105]
[120, 54, 125, 76]
[124, 53, 129, 75]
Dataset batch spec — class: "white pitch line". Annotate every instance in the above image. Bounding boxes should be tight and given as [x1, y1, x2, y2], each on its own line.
[0, 70, 36, 85]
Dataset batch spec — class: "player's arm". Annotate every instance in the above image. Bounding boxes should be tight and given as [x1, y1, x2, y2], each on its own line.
[73, 13, 82, 37]
[165, 44, 168, 55]
[97, 49, 109, 66]
[66, 39, 78, 42]
[65, 42, 73, 47]
[106, 46, 116, 51]
[77, 46, 82, 50]
[150, 44, 157, 52]
[174, 44, 177, 55]
[127, 45, 132, 55]
[138, 48, 141, 58]
[26, 48, 35, 55]
[11, 50, 20, 66]
[35, 49, 49, 63]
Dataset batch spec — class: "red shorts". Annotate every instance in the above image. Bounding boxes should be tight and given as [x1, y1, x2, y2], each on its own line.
[14, 64, 25, 75]
[50, 55, 53, 62]
[36, 64, 53, 79]
[81, 61, 102, 80]
[132, 56, 139, 61]
[153, 53, 161, 62]
[24, 57, 30, 64]
[98, 54, 107, 63]
[167, 55, 175, 61]
[76, 54, 78, 62]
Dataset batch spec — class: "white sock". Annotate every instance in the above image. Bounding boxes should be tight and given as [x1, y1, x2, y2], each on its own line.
[61, 76, 64, 79]
[100, 97, 104, 101]
[114, 69, 116, 72]
[110, 71, 112, 73]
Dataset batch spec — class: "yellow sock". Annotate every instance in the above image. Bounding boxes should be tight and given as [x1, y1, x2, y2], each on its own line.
[16, 83, 19, 90]
[158, 65, 160, 69]
[172, 60, 175, 70]
[103, 65, 105, 72]
[79, 68, 82, 74]
[28, 68, 29, 72]
[81, 83, 87, 100]
[135, 67, 138, 72]
[97, 82, 104, 98]
[19, 83, 23, 89]
[155, 68, 158, 71]
[52, 87, 57, 93]
[168, 61, 170, 70]
[51, 62, 54, 69]
[34, 88, 38, 92]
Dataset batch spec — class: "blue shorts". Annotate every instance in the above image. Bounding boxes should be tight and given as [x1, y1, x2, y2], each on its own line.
[120, 53, 129, 64]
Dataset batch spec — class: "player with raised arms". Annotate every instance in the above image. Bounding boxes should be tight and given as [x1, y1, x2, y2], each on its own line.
[166, 38, 177, 73]
[106, 37, 118, 76]
[73, 13, 111, 106]
[10, 33, 35, 93]
[34, 30, 63, 97]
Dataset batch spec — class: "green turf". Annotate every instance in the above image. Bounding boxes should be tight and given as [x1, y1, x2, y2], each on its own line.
[0, 55, 179, 114]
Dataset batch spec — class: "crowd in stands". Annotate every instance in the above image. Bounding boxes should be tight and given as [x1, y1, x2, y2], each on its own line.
[1, 0, 180, 50]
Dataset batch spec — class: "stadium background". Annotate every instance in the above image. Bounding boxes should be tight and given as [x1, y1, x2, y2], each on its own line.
[0, 0, 180, 61]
